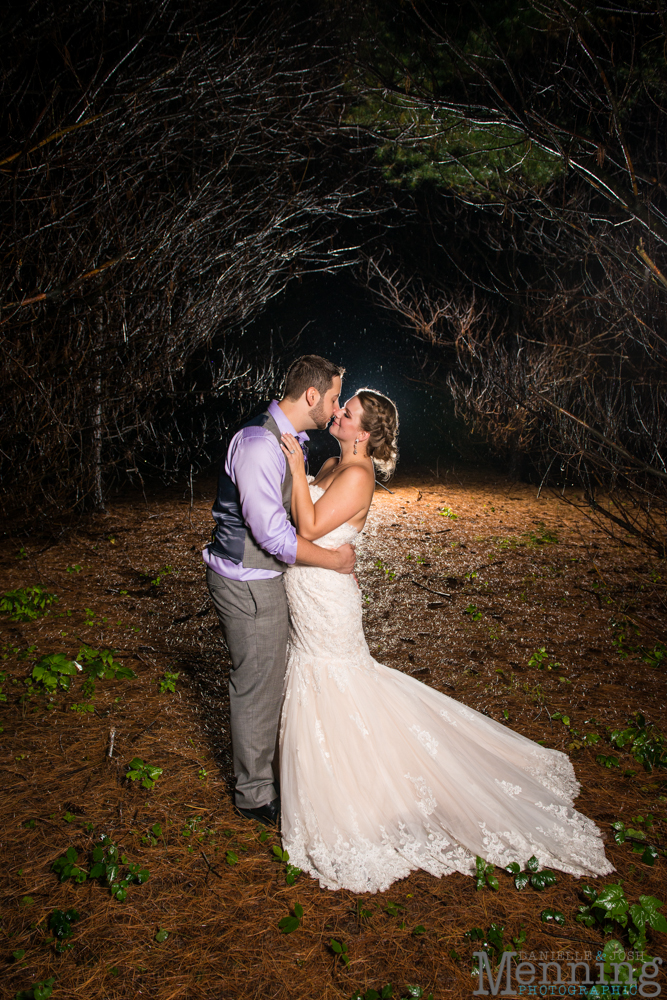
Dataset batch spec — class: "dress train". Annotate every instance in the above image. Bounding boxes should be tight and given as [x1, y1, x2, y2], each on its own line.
[279, 484, 614, 894]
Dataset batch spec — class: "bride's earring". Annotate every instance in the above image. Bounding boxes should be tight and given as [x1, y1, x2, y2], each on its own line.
[354, 439, 358, 455]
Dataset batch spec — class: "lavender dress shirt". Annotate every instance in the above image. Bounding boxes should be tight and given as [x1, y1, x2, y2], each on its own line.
[202, 400, 308, 581]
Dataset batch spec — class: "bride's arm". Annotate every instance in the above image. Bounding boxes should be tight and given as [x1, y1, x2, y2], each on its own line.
[281, 433, 373, 539]
[280, 434, 315, 534]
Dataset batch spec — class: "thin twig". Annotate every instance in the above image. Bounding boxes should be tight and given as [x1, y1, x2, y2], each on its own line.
[410, 579, 452, 598]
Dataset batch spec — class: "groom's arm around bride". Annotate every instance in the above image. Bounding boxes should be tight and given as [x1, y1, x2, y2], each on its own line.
[203, 355, 354, 824]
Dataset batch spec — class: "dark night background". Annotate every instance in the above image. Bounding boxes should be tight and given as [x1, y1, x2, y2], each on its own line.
[235, 274, 473, 474]
[0, 0, 665, 551]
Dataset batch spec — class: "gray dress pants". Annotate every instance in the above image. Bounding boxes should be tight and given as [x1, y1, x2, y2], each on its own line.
[206, 567, 289, 809]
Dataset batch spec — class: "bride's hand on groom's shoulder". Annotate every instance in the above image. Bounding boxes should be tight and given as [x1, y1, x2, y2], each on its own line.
[280, 433, 305, 475]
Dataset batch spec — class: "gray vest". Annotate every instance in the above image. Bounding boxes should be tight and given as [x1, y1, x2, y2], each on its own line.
[210, 410, 293, 573]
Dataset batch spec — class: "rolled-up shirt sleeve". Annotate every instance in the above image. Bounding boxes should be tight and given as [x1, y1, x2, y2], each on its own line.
[228, 430, 298, 565]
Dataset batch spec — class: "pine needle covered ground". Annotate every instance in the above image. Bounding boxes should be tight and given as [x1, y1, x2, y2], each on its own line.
[1, 471, 666, 999]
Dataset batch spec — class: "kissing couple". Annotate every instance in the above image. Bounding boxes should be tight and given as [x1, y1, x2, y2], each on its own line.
[204, 354, 613, 893]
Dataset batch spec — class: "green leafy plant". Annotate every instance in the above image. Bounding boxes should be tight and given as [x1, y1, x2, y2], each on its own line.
[1, 585, 58, 621]
[374, 558, 396, 581]
[596, 940, 654, 987]
[15, 977, 56, 1000]
[181, 815, 202, 838]
[78, 645, 135, 699]
[70, 702, 95, 714]
[125, 757, 163, 790]
[596, 753, 620, 769]
[576, 884, 667, 952]
[47, 907, 80, 951]
[465, 923, 505, 961]
[609, 713, 667, 772]
[541, 908, 565, 926]
[527, 647, 561, 671]
[31, 653, 78, 693]
[523, 523, 558, 546]
[141, 565, 173, 587]
[278, 902, 304, 934]
[90, 834, 150, 901]
[66, 564, 82, 574]
[438, 507, 458, 518]
[330, 938, 350, 966]
[155, 927, 169, 943]
[141, 822, 163, 847]
[272, 844, 301, 885]
[180, 814, 216, 849]
[551, 711, 570, 727]
[611, 619, 666, 668]
[51, 847, 88, 884]
[566, 727, 601, 752]
[159, 670, 180, 694]
[505, 855, 557, 891]
[511, 925, 527, 949]
[464, 603, 483, 622]
[611, 820, 661, 866]
[642, 642, 666, 668]
[474, 856, 499, 891]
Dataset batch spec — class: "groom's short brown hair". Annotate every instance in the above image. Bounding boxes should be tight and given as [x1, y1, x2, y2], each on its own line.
[283, 355, 345, 401]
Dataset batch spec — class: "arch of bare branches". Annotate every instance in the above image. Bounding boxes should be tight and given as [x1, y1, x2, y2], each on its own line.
[0, 0, 376, 516]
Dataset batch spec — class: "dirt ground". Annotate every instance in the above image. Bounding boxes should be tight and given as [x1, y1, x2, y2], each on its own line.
[1, 469, 666, 1000]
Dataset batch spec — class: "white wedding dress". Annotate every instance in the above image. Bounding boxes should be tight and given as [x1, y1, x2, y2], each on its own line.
[279, 483, 614, 894]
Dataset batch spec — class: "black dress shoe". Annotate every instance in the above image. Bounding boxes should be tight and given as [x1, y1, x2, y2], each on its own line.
[236, 797, 280, 826]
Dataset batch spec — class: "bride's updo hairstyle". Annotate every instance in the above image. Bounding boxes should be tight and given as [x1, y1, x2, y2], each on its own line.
[355, 389, 399, 480]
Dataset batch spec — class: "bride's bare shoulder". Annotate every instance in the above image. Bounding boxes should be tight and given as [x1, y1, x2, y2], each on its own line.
[316, 457, 339, 477]
[330, 463, 375, 495]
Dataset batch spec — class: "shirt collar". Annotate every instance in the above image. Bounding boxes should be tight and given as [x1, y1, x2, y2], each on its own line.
[268, 399, 309, 444]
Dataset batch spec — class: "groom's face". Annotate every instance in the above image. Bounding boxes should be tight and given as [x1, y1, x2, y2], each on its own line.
[310, 376, 342, 430]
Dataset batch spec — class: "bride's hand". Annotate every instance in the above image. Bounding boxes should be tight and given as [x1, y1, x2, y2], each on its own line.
[280, 433, 306, 476]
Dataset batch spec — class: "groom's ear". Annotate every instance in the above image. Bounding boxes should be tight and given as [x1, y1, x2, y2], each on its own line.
[304, 386, 320, 408]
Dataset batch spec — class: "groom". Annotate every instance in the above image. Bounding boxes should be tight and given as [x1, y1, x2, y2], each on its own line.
[204, 355, 356, 824]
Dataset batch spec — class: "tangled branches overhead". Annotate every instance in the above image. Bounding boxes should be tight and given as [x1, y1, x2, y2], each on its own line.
[3, 0, 667, 556]
[0, 0, 370, 515]
[351, 2, 667, 555]
[364, 250, 667, 554]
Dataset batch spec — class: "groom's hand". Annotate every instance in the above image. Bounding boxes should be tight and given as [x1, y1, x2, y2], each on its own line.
[331, 543, 356, 575]
[295, 536, 356, 573]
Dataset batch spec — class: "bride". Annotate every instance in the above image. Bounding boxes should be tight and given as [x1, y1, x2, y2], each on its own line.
[278, 389, 613, 894]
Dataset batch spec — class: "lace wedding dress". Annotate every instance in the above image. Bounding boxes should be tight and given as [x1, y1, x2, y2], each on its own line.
[279, 482, 614, 894]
